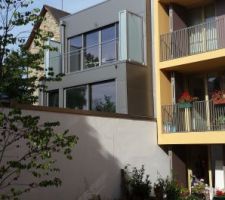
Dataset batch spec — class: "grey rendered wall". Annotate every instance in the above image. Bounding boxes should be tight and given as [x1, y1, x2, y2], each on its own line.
[62, 0, 147, 67]
[46, 0, 156, 116]
[62, 0, 146, 39]
[126, 62, 152, 116]
[5, 108, 171, 200]
[47, 61, 128, 114]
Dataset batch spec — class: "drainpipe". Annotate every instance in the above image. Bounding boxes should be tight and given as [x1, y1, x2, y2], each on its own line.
[59, 20, 66, 108]
[150, 0, 156, 117]
[171, 72, 176, 105]
[169, 4, 173, 32]
[60, 20, 66, 74]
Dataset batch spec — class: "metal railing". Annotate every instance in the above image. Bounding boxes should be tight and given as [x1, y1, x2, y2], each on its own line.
[160, 16, 225, 61]
[48, 38, 119, 74]
[162, 100, 225, 133]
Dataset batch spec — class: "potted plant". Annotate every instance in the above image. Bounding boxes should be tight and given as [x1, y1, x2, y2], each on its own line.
[212, 90, 225, 105]
[213, 190, 225, 200]
[178, 91, 197, 109]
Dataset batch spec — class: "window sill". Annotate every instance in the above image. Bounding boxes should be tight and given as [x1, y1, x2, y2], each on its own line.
[65, 60, 146, 76]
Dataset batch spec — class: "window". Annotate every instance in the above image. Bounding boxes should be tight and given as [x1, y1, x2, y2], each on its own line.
[65, 86, 87, 110]
[48, 90, 59, 107]
[45, 40, 61, 77]
[68, 36, 82, 72]
[188, 4, 217, 53]
[101, 25, 118, 64]
[208, 73, 225, 99]
[90, 81, 116, 113]
[67, 23, 118, 73]
[84, 30, 99, 69]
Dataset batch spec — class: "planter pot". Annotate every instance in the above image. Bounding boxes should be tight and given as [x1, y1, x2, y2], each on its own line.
[213, 98, 225, 105]
[178, 102, 192, 109]
[213, 197, 225, 200]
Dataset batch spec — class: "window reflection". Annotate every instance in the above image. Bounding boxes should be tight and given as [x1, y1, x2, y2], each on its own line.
[101, 25, 117, 64]
[69, 36, 82, 72]
[66, 86, 87, 110]
[84, 31, 99, 69]
[48, 90, 59, 107]
[91, 81, 116, 113]
[67, 23, 119, 72]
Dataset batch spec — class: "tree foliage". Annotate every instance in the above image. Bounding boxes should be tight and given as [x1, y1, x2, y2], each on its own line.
[0, 0, 78, 199]
[0, 109, 78, 199]
[0, 0, 62, 104]
[95, 96, 116, 113]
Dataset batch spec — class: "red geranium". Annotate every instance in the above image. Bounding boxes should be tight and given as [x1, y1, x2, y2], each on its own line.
[212, 90, 225, 105]
[216, 190, 225, 196]
[178, 91, 193, 103]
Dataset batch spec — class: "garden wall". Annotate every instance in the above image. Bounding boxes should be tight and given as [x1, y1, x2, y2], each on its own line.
[2, 106, 170, 200]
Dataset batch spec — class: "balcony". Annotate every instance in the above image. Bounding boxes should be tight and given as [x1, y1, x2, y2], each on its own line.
[67, 37, 119, 73]
[160, 16, 225, 61]
[162, 100, 225, 133]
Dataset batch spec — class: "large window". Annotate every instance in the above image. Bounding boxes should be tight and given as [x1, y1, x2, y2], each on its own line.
[65, 86, 87, 110]
[101, 24, 118, 64]
[68, 36, 82, 72]
[64, 80, 116, 113]
[91, 81, 116, 113]
[48, 90, 59, 107]
[67, 23, 118, 73]
[84, 30, 99, 69]
[188, 4, 217, 54]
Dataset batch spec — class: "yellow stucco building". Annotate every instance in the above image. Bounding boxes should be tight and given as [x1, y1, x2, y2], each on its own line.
[154, 0, 225, 190]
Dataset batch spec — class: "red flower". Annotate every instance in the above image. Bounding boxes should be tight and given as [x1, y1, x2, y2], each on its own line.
[216, 190, 225, 196]
[178, 91, 193, 103]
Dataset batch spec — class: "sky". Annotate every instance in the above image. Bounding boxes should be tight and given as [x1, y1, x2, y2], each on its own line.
[11, 0, 106, 46]
[32, 0, 106, 14]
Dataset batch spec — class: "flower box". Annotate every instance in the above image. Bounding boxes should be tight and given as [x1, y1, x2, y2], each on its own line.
[212, 90, 225, 105]
[178, 102, 192, 109]
[213, 197, 225, 200]
[213, 98, 225, 105]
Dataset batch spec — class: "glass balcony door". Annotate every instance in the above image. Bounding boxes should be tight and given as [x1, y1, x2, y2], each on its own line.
[188, 4, 217, 54]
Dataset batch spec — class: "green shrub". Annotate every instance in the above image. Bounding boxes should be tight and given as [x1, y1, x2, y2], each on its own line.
[165, 179, 181, 200]
[121, 165, 152, 200]
[154, 177, 183, 200]
[185, 194, 201, 200]
[154, 178, 166, 200]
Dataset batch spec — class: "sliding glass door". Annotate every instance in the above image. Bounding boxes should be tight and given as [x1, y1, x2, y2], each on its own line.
[188, 4, 217, 54]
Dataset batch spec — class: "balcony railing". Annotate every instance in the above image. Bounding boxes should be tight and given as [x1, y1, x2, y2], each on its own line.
[67, 38, 119, 72]
[47, 38, 120, 75]
[160, 16, 225, 61]
[162, 100, 225, 133]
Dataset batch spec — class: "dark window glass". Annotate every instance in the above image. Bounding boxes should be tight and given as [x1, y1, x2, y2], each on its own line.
[69, 36, 82, 72]
[91, 81, 116, 113]
[66, 86, 87, 110]
[84, 31, 99, 69]
[48, 90, 59, 107]
[208, 73, 225, 99]
[101, 25, 117, 64]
